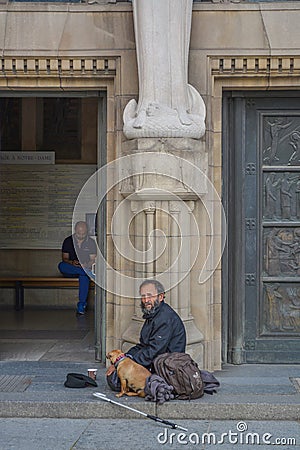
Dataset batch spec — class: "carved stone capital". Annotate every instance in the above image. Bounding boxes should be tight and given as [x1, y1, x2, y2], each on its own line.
[130, 200, 139, 213]
[186, 200, 195, 213]
[169, 201, 181, 214]
[144, 201, 156, 214]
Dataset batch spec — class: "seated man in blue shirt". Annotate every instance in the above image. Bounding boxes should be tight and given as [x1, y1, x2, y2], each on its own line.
[58, 221, 96, 315]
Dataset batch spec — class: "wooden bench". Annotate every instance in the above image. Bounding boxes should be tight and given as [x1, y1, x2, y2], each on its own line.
[0, 276, 95, 310]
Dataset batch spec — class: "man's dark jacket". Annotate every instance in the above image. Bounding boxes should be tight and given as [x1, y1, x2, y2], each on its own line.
[126, 301, 186, 369]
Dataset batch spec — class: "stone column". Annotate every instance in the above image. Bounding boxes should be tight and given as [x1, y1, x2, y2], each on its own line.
[120, 139, 207, 366]
[144, 201, 156, 278]
[169, 201, 180, 311]
[120, 0, 208, 366]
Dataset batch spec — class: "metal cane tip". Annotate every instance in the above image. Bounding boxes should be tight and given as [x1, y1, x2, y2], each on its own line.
[177, 426, 188, 432]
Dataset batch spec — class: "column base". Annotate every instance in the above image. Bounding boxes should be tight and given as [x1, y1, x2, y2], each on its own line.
[121, 315, 204, 368]
[184, 318, 204, 368]
[121, 316, 143, 353]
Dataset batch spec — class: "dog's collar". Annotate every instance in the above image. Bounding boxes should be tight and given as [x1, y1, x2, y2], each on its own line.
[114, 353, 126, 368]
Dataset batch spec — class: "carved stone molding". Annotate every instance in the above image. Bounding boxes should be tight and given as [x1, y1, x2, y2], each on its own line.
[211, 0, 243, 3]
[87, 0, 117, 4]
[210, 56, 300, 77]
[0, 57, 117, 78]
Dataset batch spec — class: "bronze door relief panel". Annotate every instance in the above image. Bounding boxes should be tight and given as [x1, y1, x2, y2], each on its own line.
[262, 113, 300, 340]
[224, 93, 300, 363]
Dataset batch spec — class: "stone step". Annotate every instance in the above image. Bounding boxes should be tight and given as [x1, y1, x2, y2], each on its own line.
[0, 397, 299, 421]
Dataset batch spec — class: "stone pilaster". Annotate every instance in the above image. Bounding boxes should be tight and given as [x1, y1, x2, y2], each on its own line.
[120, 137, 207, 366]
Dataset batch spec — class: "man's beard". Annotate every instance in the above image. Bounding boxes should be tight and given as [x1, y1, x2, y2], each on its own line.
[140, 297, 160, 315]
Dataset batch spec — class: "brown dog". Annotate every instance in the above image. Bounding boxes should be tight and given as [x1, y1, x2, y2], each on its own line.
[106, 349, 151, 398]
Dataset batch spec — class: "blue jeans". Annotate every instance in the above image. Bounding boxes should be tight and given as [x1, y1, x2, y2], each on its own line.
[58, 261, 94, 308]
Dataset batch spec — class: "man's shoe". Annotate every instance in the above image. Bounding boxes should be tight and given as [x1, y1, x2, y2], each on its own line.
[76, 303, 86, 315]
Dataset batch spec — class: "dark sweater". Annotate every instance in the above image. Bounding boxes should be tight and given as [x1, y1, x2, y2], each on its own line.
[127, 301, 186, 369]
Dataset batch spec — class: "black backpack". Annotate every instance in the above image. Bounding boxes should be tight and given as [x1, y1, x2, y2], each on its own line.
[153, 352, 204, 400]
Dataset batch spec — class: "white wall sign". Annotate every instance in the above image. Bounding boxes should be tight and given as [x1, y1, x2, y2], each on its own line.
[0, 152, 55, 164]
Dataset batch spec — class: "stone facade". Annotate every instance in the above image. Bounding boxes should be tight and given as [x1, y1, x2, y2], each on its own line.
[1, 1, 300, 370]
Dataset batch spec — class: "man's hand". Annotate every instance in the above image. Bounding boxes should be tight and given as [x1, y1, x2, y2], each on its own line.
[72, 260, 81, 267]
[106, 365, 116, 376]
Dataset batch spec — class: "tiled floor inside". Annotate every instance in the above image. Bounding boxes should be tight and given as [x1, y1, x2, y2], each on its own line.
[0, 308, 97, 362]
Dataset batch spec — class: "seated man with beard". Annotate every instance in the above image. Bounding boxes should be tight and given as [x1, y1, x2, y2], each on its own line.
[106, 279, 186, 386]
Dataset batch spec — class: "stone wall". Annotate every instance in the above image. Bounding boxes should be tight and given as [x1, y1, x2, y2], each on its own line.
[1, 2, 300, 368]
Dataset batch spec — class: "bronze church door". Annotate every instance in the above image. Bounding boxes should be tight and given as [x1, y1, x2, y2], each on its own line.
[224, 93, 300, 363]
